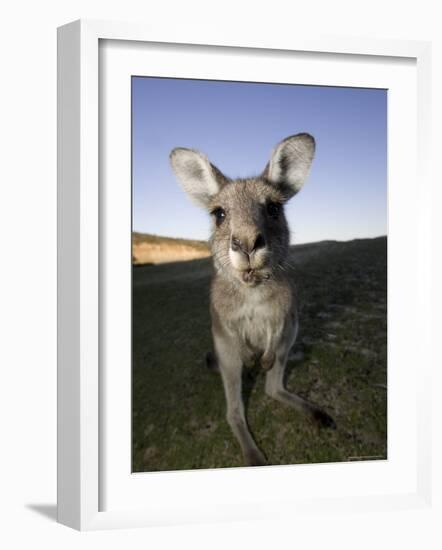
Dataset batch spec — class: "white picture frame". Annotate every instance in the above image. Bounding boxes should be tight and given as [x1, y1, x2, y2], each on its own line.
[57, 19, 433, 531]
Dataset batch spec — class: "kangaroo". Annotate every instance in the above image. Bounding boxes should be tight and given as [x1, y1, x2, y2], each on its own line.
[170, 133, 335, 467]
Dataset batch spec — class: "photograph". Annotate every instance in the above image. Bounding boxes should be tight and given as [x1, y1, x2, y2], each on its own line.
[131, 76, 387, 472]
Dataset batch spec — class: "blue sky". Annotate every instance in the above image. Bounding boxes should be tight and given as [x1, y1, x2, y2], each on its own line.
[132, 77, 387, 244]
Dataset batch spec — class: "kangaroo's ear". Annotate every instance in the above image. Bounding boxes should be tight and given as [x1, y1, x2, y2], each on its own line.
[170, 148, 228, 208]
[263, 133, 315, 198]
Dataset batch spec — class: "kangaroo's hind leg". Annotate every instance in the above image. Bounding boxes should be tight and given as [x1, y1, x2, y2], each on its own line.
[214, 336, 266, 467]
[265, 351, 336, 429]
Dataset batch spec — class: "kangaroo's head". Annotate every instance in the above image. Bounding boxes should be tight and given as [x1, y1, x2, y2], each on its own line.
[170, 134, 315, 286]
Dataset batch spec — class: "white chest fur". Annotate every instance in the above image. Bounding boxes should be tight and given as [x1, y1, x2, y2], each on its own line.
[230, 289, 285, 352]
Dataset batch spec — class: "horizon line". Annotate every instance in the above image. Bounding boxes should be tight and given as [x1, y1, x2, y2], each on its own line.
[132, 230, 387, 246]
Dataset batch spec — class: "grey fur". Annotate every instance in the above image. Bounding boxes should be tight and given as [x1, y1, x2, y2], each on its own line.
[170, 133, 335, 467]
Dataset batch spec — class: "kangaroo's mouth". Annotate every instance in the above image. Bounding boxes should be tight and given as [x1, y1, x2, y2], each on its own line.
[241, 268, 271, 286]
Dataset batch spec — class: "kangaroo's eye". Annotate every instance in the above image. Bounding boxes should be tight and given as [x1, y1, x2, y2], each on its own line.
[211, 207, 226, 226]
[266, 201, 282, 218]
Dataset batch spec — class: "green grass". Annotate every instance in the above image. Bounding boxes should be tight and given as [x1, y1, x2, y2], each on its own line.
[132, 237, 387, 471]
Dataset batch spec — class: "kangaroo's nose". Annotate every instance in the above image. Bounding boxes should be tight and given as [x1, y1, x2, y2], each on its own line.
[231, 234, 266, 255]
[231, 236, 242, 252]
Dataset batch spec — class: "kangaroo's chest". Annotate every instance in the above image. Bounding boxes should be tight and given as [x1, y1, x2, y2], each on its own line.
[231, 293, 286, 353]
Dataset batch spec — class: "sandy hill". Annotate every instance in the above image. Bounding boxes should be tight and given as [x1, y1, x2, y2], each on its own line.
[132, 232, 210, 265]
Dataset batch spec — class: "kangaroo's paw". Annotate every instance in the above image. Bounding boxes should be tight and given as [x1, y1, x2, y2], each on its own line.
[261, 351, 276, 371]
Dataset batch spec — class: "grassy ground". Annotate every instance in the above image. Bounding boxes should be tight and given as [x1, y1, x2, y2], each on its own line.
[132, 237, 387, 472]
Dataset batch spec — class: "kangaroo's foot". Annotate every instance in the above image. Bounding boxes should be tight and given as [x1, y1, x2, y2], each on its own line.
[244, 447, 267, 467]
[294, 399, 337, 429]
[266, 381, 337, 430]
[310, 406, 337, 429]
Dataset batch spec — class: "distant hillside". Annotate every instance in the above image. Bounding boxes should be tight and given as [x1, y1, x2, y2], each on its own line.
[288, 237, 386, 265]
[133, 232, 387, 266]
[132, 232, 210, 265]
